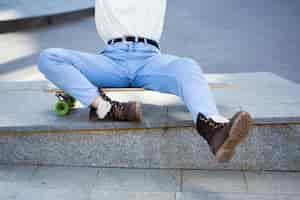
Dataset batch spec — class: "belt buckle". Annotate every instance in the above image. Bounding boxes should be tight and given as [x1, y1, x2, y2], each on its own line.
[134, 36, 138, 43]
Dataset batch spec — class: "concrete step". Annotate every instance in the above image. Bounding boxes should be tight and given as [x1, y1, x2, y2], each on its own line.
[0, 72, 300, 170]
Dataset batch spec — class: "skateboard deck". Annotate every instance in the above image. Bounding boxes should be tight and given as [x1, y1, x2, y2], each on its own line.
[45, 83, 235, 117]
[45, 83, 235, 94]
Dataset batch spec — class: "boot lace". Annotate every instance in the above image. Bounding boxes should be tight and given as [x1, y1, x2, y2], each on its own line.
[99, 89, 127, 120]
[198, 115, 226, 130]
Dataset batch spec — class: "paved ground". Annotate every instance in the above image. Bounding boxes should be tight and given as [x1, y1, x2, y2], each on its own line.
[0, 0, 300, 83]
[1, 164, 300, 200]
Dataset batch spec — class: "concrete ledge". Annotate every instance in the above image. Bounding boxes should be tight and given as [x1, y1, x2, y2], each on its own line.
[0, 0, 94, 33]
[0, 72, 300, 170]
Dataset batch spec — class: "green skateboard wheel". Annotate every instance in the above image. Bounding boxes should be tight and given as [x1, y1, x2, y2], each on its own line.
[55, 101, 70, 116]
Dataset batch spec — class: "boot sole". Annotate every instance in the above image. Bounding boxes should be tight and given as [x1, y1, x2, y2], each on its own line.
[215, 111, 252, 162]
[132, 101, 142, 122]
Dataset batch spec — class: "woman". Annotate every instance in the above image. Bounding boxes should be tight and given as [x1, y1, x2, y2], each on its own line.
[38, 0, 252, 162]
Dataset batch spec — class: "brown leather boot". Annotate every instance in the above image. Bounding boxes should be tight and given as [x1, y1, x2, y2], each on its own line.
[196, 111, 252, 162]
[89, 90, 142, 122]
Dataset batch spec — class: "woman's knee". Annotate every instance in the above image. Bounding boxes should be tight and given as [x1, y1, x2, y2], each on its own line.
[171, 57, 204, 78]
[38, 48, 64, 73]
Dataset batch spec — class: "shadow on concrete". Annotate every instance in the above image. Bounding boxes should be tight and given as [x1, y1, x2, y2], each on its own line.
[0, 53, 38, 74]
[0, 9, 94, 33]
[0, 0, 94, 22]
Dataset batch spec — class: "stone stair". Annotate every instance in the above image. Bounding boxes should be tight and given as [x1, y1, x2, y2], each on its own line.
[0, 72, 299, 171]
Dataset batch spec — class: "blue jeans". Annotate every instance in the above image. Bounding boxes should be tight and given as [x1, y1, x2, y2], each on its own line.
[38, 42, 220, 122]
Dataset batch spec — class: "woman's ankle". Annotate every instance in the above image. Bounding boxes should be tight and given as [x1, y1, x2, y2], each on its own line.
[91, 96, 103, 108]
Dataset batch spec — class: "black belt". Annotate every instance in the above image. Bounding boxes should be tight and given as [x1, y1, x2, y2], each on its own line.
[108, 36, 159, 49]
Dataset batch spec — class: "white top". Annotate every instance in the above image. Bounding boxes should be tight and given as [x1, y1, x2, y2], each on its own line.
[95, 0, 167, 43]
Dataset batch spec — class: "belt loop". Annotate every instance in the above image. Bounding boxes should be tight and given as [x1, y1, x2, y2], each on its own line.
[134, 36, 138, 43]
[143, 38, 147, 45]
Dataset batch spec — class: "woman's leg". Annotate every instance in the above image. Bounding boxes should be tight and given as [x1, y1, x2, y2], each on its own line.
[133, 52, 252, 162]
[133, 53, 225, 123]
[38, 48, 130, 107]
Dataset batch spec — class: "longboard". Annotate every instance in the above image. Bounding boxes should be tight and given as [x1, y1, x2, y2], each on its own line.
[45, 83, 235, 117]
